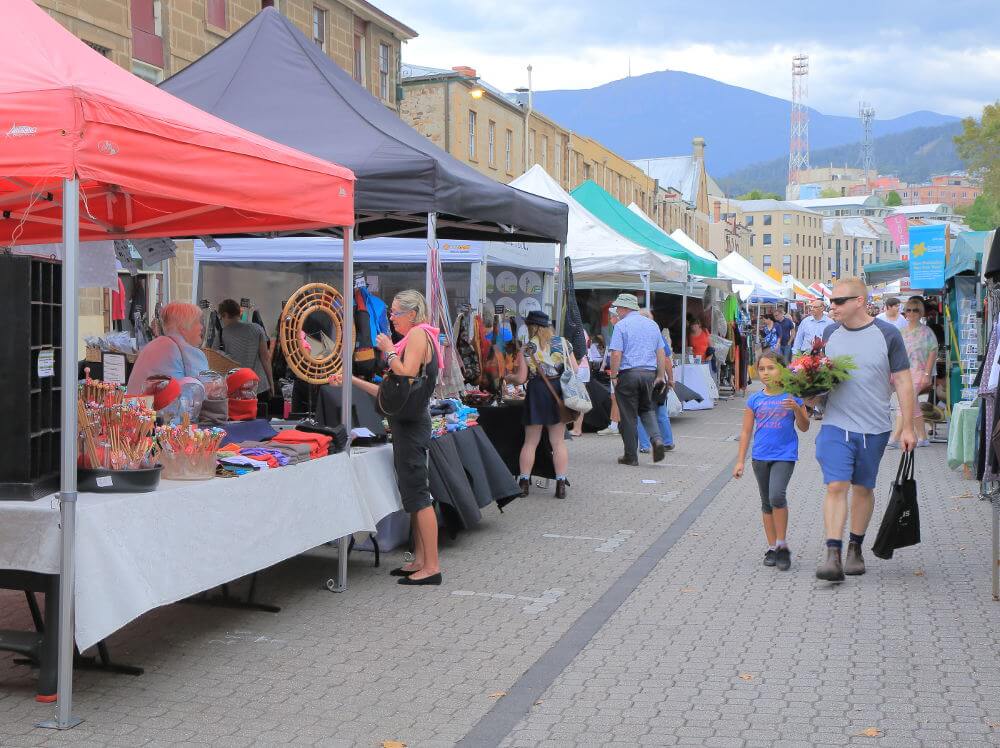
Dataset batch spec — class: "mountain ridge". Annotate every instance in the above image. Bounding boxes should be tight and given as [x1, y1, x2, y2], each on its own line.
[530, 69, 961, 176]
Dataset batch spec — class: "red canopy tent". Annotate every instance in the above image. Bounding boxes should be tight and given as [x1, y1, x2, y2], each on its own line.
[0, 0, 355, 729]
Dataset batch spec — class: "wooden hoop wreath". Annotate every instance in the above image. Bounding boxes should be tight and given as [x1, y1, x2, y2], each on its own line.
[278, 283, 344, 385]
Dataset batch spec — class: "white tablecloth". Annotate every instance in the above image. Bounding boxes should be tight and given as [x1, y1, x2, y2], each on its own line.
[676, 364, 717, 411]
[0, 448, 402, 650]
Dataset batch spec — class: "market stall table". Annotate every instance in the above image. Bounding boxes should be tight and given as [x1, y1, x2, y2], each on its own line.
[0, 452, 399, 656]
[476, 402, 556, 486]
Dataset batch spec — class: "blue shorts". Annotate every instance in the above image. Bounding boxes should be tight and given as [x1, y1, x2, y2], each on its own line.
[815, 425, 890, 488]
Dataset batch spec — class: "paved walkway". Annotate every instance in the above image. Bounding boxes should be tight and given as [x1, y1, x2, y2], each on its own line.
[1, 393, 998, 747]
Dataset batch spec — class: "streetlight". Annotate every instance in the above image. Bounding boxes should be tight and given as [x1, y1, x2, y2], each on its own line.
[469, 86, 484, 99]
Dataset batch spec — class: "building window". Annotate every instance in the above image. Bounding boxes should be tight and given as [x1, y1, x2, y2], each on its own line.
[505, 129, 513, 172]
[261, 0, 285, 9]
[763, 233, 772, 246]
[130, 0, 164, 68]
[83, 41, 111, 57]
[378, 43, 390, 101]
[555, 138, 563, 182]
[352, 17, 367, 85]
[783, 255, 792, 273]
[131, 59, 163, 84]
[312, 7, 326, 50]
[783, 213, 792, 225]
[746, 215, 753, 226]
[783, 233, 791, 246]
[828, 256, 832, 271]
[488, 121, 496, 168]
[541, 135, 548, 169]
[583, 162, 591, 180]
[207, 0, 228, 28]
[468, 110, 477, 161]
[750, 234, 755, 247]
[528, 129, 535, 165]
[763, 214, 772, 226]
[763, 255, 772, 271]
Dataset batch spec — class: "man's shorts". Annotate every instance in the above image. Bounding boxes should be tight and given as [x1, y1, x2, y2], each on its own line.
[815, 425, 890, 488]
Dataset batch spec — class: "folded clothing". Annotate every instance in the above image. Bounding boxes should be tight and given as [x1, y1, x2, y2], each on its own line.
[240, 447, 289, 468]
[271, 429, 332, 459]
[239, 440, 311, 465]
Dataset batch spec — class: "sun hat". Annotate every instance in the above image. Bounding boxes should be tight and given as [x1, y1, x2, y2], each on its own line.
[612, 292, 640, 311]
[524, 310, 552, 327]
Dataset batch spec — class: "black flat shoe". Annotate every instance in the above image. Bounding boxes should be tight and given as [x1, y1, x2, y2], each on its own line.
[390, 567, 418, 577]
[518, 477, 530, 497]
[398, 573, 442, 586]
[618, 456, 638, 467]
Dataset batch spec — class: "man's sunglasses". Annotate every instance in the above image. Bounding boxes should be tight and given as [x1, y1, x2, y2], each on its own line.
[904, 307, 922, 313]
[830, 295, 861, 306]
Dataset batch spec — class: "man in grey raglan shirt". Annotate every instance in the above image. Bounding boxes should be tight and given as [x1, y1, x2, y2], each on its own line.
[813, 278, 915, 582]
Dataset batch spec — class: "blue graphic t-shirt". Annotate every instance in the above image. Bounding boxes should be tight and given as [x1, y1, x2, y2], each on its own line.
[747, 390, 803, 461]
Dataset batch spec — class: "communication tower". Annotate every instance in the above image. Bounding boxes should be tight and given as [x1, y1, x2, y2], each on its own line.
[787, 54, 810, 197]
[859, 101, 875, 186]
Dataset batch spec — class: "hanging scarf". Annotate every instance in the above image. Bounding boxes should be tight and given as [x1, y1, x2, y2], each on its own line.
[394, 323, 442, 366]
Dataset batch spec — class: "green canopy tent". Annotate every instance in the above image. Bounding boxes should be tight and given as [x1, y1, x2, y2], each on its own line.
[570, 181, 717, 278]
[862, 259, 910, 286]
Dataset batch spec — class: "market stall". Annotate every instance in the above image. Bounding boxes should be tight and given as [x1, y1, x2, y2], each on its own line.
[0, 0, 356, 724]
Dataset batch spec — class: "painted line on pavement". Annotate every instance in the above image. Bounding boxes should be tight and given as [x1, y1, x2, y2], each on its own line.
[456, 459, 736, 748]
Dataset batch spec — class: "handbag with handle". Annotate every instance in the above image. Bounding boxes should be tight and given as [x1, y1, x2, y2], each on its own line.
[871, 452, 920, 559]
[376, 362, 427, 419]
[559, 339, 593, 415]
[532, 340, 577, 424]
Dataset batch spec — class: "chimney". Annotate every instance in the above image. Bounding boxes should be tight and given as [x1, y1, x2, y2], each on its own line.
[452, 66, 477, 79]
[713, 200, 722, 223]
[692, 136, 706, 160]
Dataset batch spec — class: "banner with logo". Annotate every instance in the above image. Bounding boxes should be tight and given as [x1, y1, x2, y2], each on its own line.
[884, 214, 909, 257]
[908, 224, 947, 290]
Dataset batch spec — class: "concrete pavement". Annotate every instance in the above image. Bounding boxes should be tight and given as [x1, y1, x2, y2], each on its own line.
[0, 392, 997, 747]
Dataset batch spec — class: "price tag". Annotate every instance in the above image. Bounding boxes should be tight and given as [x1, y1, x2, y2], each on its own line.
[102, 353, 127, 385]
[37, 349, 55, 378]
[96, 475, 113, 488]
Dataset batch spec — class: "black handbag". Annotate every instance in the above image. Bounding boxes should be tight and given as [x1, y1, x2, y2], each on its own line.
[376, 363, 427, 419]
[871, 452, 920, 559]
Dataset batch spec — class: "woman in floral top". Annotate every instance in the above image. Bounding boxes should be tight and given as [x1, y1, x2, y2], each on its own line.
[509, 310, 576, 499]
[890, 297, 939, 448]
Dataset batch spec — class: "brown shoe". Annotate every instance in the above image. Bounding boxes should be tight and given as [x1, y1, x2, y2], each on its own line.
[554, 478, 568, 499]
[651, 439, 666, 463]
[518, 477, 530, 497]
[844, 542, 866, 576]
[816, 547, 845, 582]
[618, 456, 639, 467]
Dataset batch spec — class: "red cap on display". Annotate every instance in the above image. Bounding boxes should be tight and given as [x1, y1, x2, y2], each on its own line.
[145, 377, 181, 411]
[226, 368, 259, 396]
[227, 398, 258, 421]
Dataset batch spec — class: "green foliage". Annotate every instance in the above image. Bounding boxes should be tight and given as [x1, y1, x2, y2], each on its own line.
[960, 195, 1000, 231]
[885, 190, 903, 206]
[779, 355, 856, 398]
[735, 189, 783, 200]
[819, 188, 842, 198]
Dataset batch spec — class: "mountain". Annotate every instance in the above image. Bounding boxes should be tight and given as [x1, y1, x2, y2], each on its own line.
[718, 121, 966, 196]
[531, 70, 960, 176]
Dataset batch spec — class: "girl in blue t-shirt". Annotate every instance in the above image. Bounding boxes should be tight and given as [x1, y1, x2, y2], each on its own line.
[733, 351, 810, 571]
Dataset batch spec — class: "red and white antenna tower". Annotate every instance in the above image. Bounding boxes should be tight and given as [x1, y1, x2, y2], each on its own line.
[788, 53, 810, 197]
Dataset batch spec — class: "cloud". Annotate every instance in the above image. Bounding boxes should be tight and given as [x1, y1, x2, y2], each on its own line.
[380, 0, 999, 117]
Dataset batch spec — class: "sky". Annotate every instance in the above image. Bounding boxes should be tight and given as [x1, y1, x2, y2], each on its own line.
[377, 0, 999, 119]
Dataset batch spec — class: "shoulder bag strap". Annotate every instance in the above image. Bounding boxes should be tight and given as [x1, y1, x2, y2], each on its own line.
[532, 348, 568, 411]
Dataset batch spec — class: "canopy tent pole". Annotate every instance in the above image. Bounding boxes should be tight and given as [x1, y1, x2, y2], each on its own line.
[330, 226, 354, 595]
[642, 272, 651, 311]
[679, 278, 688, 385]
[425, 213, 438, 325]
[40, 178, 83, 730]
[554, 242, 566, 335]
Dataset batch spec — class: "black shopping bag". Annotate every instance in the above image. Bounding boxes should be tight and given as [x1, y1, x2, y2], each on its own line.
[872, 452, 920, 559]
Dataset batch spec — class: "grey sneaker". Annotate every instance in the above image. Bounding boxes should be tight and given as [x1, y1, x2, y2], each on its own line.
[816, 547, 845, 582]
[597, 425, 619, 436]
[763, 549, 776, 567]
[775, 546, 791, 571]
[843, 542, 866, 575]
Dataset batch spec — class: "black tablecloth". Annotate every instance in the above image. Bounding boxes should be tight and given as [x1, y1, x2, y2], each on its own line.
[428, 426, 520, 535]
[475, 402, 556, 481]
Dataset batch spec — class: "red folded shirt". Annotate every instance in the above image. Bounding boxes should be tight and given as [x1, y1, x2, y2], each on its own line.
[271, 429, 332, 459]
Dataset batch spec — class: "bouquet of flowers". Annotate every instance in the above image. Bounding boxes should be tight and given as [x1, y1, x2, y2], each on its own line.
[780, 337, 855, 398]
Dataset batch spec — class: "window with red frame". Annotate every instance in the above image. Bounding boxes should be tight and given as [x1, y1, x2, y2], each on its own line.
[207, 0, 227, 28]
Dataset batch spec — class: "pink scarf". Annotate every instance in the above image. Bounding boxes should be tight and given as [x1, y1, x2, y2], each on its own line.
[394, 323, 442, 367]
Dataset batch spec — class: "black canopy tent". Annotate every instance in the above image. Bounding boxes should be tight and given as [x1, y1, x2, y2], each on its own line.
[161, 8, 570, 409]
[160, 8, 567, 246]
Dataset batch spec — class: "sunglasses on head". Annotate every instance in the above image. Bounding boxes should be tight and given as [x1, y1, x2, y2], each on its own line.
[904, 307, 921, 313]
[829, 295, 860, 306]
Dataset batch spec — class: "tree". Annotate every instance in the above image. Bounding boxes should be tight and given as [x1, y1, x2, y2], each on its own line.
[735, 189, 782, 200]
[960, 195, 1000, 231]
[885, 190, 902, 207]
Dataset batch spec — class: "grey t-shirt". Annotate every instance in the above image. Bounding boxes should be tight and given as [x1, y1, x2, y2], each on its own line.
[218, 321, 269, 394]
[822, 318, 909, 434]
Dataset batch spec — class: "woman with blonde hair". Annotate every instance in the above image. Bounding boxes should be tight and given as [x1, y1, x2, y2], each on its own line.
[332, 289, 442, 585]
[126, 302, 209, 393]
[509, 310, 575, 499]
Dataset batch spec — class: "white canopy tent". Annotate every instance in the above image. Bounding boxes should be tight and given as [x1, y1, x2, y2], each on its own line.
[717, 252, 791, 301]
[510, 166, 688, 304]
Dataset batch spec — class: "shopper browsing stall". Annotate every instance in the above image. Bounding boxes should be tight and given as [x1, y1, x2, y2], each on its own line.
[507, 310, 574, 499]
[889, 297, 938, 449]
[126, 302, 209, 394]
[331, 290, 442, 586]
[215, 299, 276, 402]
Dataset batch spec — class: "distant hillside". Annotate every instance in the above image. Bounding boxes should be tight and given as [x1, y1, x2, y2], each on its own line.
[531, 69, 959, 176]
[717, 121, 966, 196]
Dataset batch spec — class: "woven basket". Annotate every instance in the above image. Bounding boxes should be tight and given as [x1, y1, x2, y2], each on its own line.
[201, 347, 240, 374]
